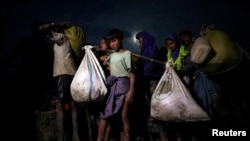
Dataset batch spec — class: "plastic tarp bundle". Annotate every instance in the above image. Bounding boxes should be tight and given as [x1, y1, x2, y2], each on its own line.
[71, 45, 107, 103]
[150, 63, 210, 122]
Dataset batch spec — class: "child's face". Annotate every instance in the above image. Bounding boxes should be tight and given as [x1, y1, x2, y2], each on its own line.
[100, 39, 108, 49]
[109, 38, 122, 51]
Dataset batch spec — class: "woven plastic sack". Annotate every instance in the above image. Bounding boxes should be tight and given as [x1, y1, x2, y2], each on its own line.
[71, 45, 107, 103]
[150, 63, 210, 122]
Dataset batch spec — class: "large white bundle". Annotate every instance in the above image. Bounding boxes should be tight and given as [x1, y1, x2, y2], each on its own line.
[151, 63, 210, 122]
[71, 45, 107, 103]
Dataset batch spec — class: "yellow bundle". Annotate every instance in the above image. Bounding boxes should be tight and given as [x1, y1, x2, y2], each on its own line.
[191, 28, 243, 74]
[64, 25, 85, 59]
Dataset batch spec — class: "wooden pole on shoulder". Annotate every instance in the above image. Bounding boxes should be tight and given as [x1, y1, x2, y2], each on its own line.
[96, 48, 165, 65]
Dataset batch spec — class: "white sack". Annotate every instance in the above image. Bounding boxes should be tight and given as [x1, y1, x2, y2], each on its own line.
[71, 45, 107, 103]
[151, 63, 210, 122]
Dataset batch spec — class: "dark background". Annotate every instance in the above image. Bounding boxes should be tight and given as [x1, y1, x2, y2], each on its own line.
[1, 0, 250, 52]
[1, 0, 250, 139]
[1, 0, 250, 79]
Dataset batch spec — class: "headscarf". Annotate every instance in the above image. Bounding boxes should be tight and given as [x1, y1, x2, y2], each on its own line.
[136, 31, 163, 79]
[166, 33, 181, 60]
[136, 31, 158, 59]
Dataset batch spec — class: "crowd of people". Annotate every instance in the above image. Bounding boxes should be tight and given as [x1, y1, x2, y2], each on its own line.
[8, 21, 249, 141]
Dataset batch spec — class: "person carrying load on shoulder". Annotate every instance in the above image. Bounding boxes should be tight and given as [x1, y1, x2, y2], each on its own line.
[96, 28, 135, 141]
[39, 21, 85, 141]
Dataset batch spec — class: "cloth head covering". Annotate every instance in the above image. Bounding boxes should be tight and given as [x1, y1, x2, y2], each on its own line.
[136, 31, 158, 56]
[166, 33, 181, 60]
[136, 31, 163, 79]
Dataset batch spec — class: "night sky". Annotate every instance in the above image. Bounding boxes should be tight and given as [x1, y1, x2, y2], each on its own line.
[1, 0, 250, 77]
[1, 0, 250, 52]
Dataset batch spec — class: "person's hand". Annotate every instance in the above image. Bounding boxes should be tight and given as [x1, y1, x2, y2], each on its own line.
[100, 55, 108, 62]
[162, 61, 167, 69]
[38, 23, 55, 31]
[125, 91, 134, 103]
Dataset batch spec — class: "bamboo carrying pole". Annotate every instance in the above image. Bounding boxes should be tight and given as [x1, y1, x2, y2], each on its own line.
[89, 46, 165, 65]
